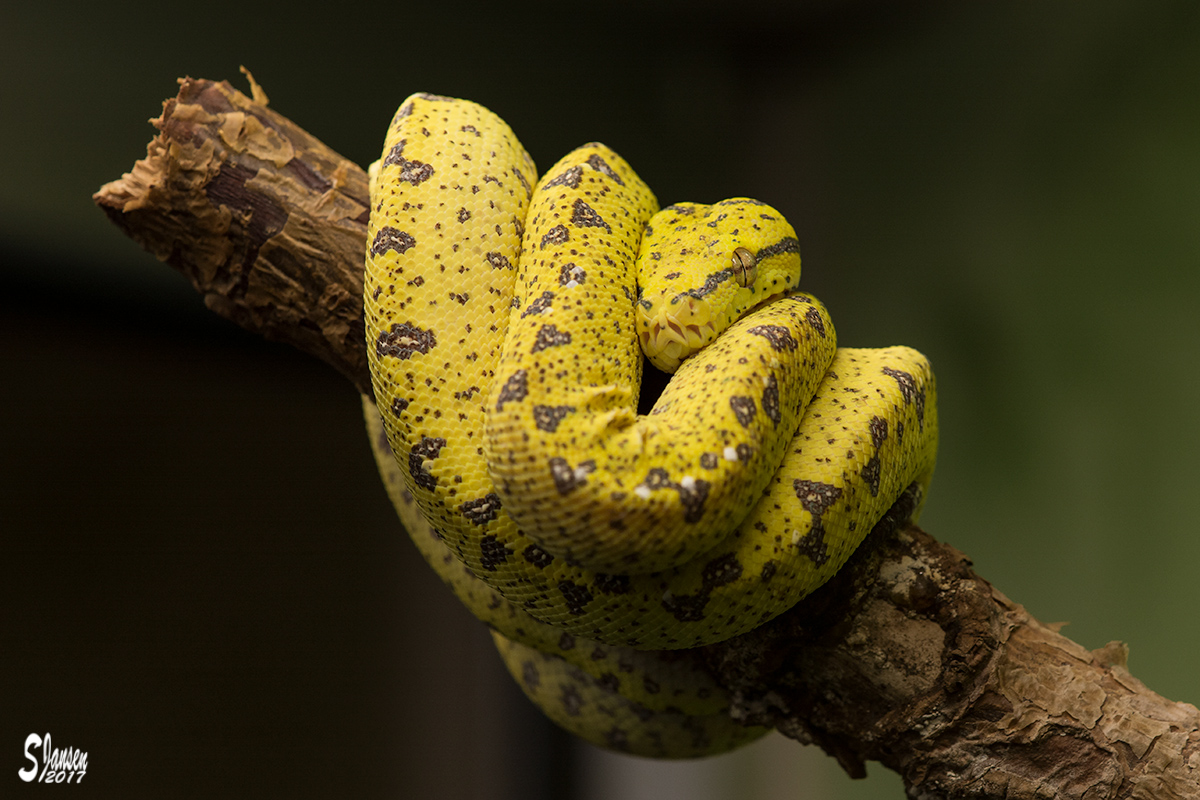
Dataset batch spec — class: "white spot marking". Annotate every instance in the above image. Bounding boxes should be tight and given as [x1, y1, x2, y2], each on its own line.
[723, 446, 739, 461]
[790, 529, 801, 545]
[634, 486, 652, 500]
[680, 476, 696, 490]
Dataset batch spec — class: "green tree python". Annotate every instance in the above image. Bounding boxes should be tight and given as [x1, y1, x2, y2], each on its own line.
[362, 94, 938, 758]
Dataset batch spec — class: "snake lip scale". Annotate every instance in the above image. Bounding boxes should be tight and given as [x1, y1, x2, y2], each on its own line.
[364, 93, 939, 758]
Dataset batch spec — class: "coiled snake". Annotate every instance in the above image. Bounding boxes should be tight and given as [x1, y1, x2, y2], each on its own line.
[363, 94, 938, 758]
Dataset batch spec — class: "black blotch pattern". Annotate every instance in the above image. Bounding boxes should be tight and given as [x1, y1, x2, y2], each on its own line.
[486, 251, 512, 269]
[391, 397, 410, 416]
[586, 153, 624, 185]
[532, 404, 574, 433]
[541, 225, 570, 249]
[755, 237, 801, 260]
[761, 375, 781, 425]
[521, 291, 556, 318]
[593, 574, 631, 595]
[729, 396, 757, 428]
[543, 165, 583, 189]
[531, 324, 572, 353]
[382, 140, 435, 185]
[409, 436, 447, 490]
[570, 199, 611, 232]
[549, 458, 595, 494]
[804, 306, 827, 337]
[460, 493, 502, 525]
[522, 660, 540, 690]
[370, 226, 416, 257]
[883, 366, 927, 431]
[524, 543, 554, 568]
[377, 321, 436, 360]
[495, 370, 528, 410]
[792, 479, 843, 565]
[479, 535, 513, 571]
[747, 324, 798, 352]
[558, 580, 594, 615]
[559, 263, 587, 285]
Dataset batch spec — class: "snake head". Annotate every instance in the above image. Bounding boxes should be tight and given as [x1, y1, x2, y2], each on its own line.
[635, 198, 802, 372]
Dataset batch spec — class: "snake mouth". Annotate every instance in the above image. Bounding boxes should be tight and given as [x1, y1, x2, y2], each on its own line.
[638, 290, 793, 372]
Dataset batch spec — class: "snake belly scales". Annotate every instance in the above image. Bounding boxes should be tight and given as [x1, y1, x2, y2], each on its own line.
[362, 94, 938, 758]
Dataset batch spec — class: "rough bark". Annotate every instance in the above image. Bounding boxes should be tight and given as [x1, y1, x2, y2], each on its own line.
[94, 76, 1200, 799]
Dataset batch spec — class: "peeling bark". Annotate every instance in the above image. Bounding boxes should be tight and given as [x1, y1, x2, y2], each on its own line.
[94, 76, 1200, 799]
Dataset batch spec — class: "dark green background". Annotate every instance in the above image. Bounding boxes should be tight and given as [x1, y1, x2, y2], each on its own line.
[3, 2, 1198, 798]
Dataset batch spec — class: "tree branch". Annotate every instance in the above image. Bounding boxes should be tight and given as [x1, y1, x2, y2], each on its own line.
[94, 76, 1200, 799]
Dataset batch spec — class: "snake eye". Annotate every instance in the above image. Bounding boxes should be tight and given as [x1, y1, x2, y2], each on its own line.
[732, 247, 757, 288]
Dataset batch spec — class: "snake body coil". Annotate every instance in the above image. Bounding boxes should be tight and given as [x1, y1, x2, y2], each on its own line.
[364, 94, 938, 757]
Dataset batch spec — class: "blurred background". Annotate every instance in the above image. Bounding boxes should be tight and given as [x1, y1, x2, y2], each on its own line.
[3, 1, 1198, 797]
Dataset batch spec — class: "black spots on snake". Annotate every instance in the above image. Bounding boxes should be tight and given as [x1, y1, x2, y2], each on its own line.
[586, 153, 625, 185]
[370, 226, 416, 257]
[558, 580, 594, 615]
[596, 673, 621, 693]
[541, 224, 570, 249]
[761, 375, 781, 425]
[662, 554, 743, 622]
[699, 452, 719, 470]
[460, 493, 502, 525]
[804, 306, 827, 337]
[459, 123, 480, 136]
[703, 553, 744, 589]
[605, 728, 630, 752]
[390, 397, 410, 416]
[729, 396, 757, 428]
[748, 324, 798, 352]
[394, 101, 414, 122]
[521, 291, 556, 318]
[756, 237, 801, 261]
[794, 479, 841, 516]
[662, 592, 708, 622]
[860, 457, 881, 498]
[408, 436, 447, 490]
[456, 207, 471, 223]
[675, 268, 735, 302]
[544, 165, 583, 189]
[382, 139, 435, 185]
[638, 469, 711, 523]
[570, 198, 611, 232]
[559, 263, 587, 286]
[532, 404, 574, 433]
[883, 366, 927, 431]
[760, 560, 778, 583]
[593, 573, 631, 595]
[560, 684, 584, 716]
[793, 479, 843, 566]
[664, 203, 696, 216]
[486, 251, 512, 270]
[449, 291, 469, 305]
[377, 321, 436, 360]
[479, 535, 513, 571]
[550, 457, 596, 494]
[521, 660, 540, 690]
[513, 166, 532, 198]
[736, 442, 754, 462]
[859, 416, 890, 497]
[531, 324, 572, 353]
[495, 369, 528, 411]
[524, 543, 554, 568]
[557, 632, 576, 651]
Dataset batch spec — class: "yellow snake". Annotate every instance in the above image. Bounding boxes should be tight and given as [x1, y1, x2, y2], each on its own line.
[363, 94, 938, 757]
